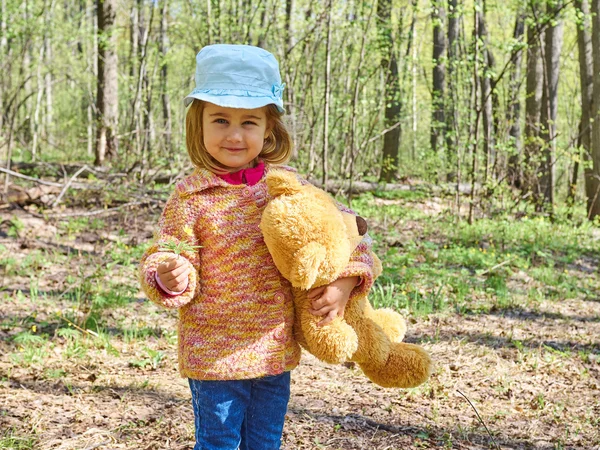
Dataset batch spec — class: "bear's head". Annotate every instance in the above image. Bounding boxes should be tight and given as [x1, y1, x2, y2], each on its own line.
[260, 170, 367, 290]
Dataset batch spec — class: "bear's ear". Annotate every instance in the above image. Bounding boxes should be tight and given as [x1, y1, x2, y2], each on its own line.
[290, 242, 326, 289]
[266, 170, 304, 197]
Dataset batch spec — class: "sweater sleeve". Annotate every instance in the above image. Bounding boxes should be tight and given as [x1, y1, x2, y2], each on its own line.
[333, 201, 382, 300]
[139, 191, 201, 309]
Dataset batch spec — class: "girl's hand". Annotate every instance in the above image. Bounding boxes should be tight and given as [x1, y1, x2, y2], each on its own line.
[157, 256, 191, 293]
[308, 276, 359, 326]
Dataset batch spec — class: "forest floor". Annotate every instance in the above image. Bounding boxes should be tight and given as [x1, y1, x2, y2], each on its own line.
[1, 185, 599, 450]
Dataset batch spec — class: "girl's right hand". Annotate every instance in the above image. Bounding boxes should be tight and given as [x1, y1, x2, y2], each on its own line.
[157, 256, 191, 292]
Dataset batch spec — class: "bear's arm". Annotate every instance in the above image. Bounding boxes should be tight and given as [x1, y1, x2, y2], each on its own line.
[139, 191, 200, 309]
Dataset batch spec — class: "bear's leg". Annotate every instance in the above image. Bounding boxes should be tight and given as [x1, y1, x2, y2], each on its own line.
[368, 307, 407, 343]
[359, 342, 432, 388]
[344, 296, 391, 367]
[295, 289, 358, 364]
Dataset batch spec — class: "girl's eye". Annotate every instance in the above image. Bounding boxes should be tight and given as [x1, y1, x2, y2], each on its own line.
[215, 118, 228, 124]
[243, 121, 257, 126]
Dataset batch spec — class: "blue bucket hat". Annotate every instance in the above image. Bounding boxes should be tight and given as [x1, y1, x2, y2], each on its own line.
[184, 44, 285, 113]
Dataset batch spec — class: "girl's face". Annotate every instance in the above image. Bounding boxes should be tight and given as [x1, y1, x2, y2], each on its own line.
[202, 103, 270, 172]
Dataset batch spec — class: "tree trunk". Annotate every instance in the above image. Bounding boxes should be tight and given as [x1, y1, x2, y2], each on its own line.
[377, 0, 402, 183]
[44, 0, 55, 149]
[322, 0, 332, 186]
[431, 0, 446, 156]
[95, 0, 119, 166]
[160, 0, 172, 155]
[446, 0, 459, 179]
[130, 0, 139, 79]
[538, 3, 563, 213]
[0, 0, 6, 130]
[477, 8, 493, 182]
[507, 13, 525, 187]
[523, 11, 544, 196]
[574, 0, 594, 213]
[589, 0, 600, 219]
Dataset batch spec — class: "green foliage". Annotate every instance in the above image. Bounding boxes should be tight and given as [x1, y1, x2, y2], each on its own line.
[352, 191, 599, 317]
[0, 429, 37, 450]
[129, 347, 166, 371]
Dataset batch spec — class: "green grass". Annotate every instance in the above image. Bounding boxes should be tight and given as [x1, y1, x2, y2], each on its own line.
[0, 429, 37, 450]
[351, 193, 600, 317]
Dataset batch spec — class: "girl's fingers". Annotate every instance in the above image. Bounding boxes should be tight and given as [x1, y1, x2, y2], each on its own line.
[307, 286, 325, 300]
[318, 310, 339, 326]
[163, 262, 189, 280]
[158, 256, 185, 274]
[163, 267, 191, 284]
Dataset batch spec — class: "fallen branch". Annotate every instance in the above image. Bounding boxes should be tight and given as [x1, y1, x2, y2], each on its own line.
[0, 166, 63, 187]
[52, 165, 93, 207]
[44, 200, 155, 219]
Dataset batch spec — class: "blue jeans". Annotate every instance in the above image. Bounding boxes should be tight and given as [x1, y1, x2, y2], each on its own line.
[188, 372, 291, 450]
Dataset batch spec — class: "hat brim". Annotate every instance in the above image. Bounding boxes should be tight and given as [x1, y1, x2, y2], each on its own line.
[184, 92, 285, 114]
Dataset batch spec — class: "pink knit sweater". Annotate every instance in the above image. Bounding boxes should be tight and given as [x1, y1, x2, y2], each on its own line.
[139, 164, 376, 380]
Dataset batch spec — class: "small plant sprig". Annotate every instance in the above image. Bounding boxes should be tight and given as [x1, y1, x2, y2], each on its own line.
[158, 241, 202, 255]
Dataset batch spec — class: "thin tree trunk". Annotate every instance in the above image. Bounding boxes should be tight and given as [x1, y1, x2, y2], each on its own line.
[477, 8, 493, 183]
[160, 0, 172, 155]
[574, 0, 594, 212]
[538, 3, 563, 214]
[0, 0, 6, 130]
[378, 0, 402, 182]
[589, 0, 600, 219]
[468, 0, 481, 224]
[507, 13, 525, 187]
[347, 0, 376, 191]
[87, 0, 97, 158]
[95, 0, 119, 166]
[130, 0, 139, 79]
[44, 0, 55, 148]
[431, 0, 446, 156]
[322, 0, 332, 187]
[446, 0, 459, 179]
[523, 10, 544, 196]
[32, 45, 45, 161]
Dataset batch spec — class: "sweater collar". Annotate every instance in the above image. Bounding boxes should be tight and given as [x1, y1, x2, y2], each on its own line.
[176, 162, 295, 195]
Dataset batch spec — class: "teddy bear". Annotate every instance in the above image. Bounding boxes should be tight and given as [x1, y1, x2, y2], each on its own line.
[259, 169, 432, 388]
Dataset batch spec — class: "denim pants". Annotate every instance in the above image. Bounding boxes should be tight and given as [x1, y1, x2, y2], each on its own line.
[188, 372, 291, 450]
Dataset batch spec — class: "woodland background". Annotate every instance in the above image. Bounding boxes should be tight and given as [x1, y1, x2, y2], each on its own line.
[0, 0, 600, 449]
[0, 0, 600, 220]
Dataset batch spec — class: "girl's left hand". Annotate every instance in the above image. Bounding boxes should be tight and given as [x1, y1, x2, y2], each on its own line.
[308, 276, 359, 326]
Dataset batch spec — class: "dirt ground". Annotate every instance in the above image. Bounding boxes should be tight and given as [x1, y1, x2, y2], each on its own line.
[1, 204, 599, 450]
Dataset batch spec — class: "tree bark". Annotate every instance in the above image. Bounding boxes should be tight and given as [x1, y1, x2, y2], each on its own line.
[507, 13, 525, 187]
[322, 0, 332, 187]
[95, 0, 119, 166]
[589, 0, 600, 219]
[477, 8, 493, 182]
[538, 3, 563, 213]
[377, 0, 402, 182]
[431, 0, 446, 156]
[523, 9, 544, 196]
[0, 0, 6, 130]
[160, 0, 172, 155]
[446, 0, 459, 179]
[574, 0, 594, 213]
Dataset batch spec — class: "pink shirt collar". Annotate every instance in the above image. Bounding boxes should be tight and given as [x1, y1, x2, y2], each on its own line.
[217, 161, 265, 186]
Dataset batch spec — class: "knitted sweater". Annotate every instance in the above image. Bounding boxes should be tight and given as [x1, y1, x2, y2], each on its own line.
[139, 164, 376, 380]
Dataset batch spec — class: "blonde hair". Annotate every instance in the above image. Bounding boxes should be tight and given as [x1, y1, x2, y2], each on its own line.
[185, 100, 293, 173]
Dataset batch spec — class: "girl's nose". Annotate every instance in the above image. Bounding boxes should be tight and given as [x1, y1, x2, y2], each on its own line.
[226, 128, 242, 142]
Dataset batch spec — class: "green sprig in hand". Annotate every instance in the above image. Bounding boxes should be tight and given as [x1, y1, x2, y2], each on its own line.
[157, 241, 201, 293]
[158, 241, 202, 255]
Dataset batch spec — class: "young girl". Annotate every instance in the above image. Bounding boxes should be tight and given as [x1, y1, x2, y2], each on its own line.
[139, 44, 376, 450]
